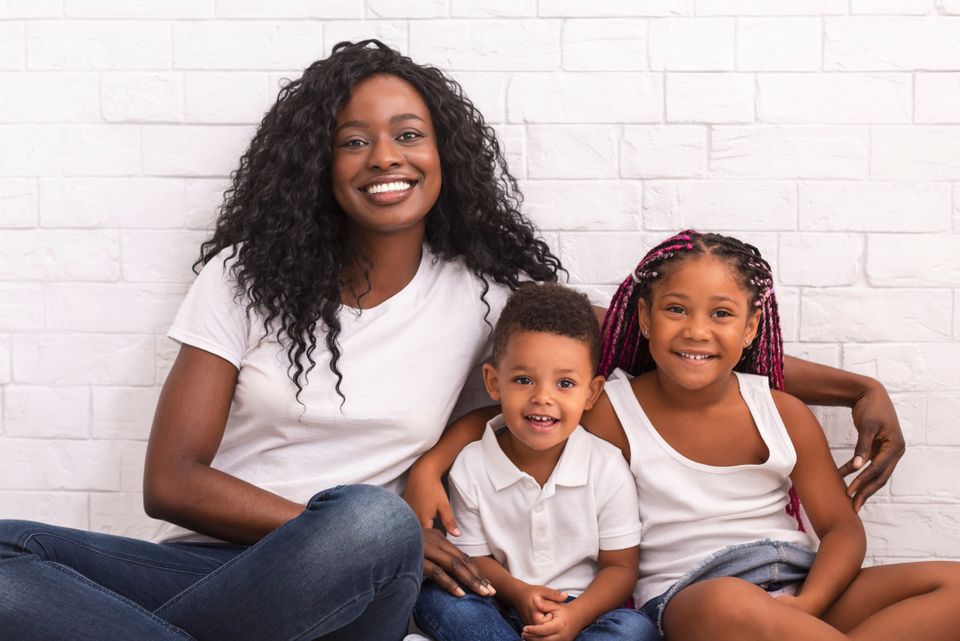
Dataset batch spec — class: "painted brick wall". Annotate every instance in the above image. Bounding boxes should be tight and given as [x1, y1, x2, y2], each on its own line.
[1, 1, 959, 564]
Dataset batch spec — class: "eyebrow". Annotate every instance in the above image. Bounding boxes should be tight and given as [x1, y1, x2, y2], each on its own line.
[335, 113, 426, 133]
[661, 291, 740, 304]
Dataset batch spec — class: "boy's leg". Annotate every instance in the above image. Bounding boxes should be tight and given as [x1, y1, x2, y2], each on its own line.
[822, 561, 960, 641]
[574, 606, 659, 641]
[414, 581, 520, 641]
[662, 577, 849, 641]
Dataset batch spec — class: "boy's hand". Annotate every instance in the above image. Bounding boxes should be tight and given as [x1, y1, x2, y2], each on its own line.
[513, 584, 568, 626]
[521, 603, 582, 641]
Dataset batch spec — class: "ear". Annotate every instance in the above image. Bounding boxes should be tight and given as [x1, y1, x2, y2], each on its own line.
[744, 309, 761, 348]
[583, 375, 606, 411]
[637, 297, 651, 339]
[482, 362, 501, 401]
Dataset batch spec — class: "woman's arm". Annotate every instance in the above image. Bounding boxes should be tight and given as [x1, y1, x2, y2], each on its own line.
[783, 355, 905, 510]
[143, 345, 304, 544]
[774, 390, 866, 616]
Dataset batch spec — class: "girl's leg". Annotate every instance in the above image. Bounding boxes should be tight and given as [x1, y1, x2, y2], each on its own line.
[662, 577, 849, 641]
[413, 580, 519, 641]
[0, 519, 229, 641]
[575, 607, 659, 641]
[155, 484, 424, 641]
[823, 561, 960, 641]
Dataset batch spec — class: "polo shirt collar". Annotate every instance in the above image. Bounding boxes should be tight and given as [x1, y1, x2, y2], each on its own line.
[481, 414, 591, 492]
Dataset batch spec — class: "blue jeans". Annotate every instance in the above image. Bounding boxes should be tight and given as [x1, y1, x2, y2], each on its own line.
[414, 581, 657, 641]
[0, 484, 422, 641]
[639, 539, 816, 637]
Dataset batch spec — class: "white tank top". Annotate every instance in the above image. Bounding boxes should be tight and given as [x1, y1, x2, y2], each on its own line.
[603, 369, 815, 606]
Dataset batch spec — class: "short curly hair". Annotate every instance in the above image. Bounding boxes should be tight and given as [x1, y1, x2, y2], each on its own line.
[491, 284, 600, 373]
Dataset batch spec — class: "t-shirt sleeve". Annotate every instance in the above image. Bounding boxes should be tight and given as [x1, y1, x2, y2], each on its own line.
[446, 455, 491, 557]
[167, 250, 250, 369]
[596, 452, 642, 551]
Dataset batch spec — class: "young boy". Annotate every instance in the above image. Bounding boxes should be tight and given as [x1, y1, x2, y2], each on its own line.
[413, 284, 655, 641]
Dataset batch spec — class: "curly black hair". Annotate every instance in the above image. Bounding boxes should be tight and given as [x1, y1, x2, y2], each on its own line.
[492, 284, 600, 373]
[195, 40, 561, 402]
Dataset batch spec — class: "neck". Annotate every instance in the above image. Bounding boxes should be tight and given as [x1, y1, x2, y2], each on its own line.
[497, 430, 565, 488]
[652, 368, 738, 412]
[340, 224, 425, 308]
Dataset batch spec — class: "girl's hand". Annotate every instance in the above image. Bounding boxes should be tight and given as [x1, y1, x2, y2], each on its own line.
[421, 528, 494, 597]
[774, 593, 818, 615]
[839, 380, 905, 511]
[404, 461, 459, 535]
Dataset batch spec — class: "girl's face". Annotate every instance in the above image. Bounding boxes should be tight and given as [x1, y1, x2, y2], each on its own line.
[638, 255, 760, 391]
[332, 74, 442, 239]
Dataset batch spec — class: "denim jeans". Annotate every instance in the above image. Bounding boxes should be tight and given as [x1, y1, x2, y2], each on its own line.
[414, 581, 658, 641]
[639, 538, 816, 637]
[0, 484, 423, 641]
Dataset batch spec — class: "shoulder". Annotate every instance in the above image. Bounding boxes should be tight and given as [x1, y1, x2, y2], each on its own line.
[770, 389, 824, 447]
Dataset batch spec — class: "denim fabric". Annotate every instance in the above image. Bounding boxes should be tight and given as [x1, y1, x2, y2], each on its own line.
[414, 580, 658, 641]
[0, 484, 423, 641]
[639, 538, 816, 637]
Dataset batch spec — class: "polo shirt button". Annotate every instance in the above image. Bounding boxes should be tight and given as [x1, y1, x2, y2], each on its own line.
[536, 528, 545, 537]
[534, 504, 544, 513]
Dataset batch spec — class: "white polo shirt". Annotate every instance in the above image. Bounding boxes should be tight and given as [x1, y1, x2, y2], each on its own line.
[448, 416, 641, 597]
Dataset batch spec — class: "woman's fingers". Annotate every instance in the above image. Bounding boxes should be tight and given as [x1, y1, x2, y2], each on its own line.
[437, 499, 460, 537]
[422, 528, 494, 595]
[422, 558, 465, 596]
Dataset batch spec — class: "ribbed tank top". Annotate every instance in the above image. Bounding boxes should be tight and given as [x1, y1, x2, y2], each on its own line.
[603, 369, 814, 606]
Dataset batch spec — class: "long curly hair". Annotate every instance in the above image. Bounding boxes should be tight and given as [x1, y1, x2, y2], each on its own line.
[195, 40, 561, 402]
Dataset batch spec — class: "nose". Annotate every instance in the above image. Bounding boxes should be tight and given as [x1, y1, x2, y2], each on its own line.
[367, 135, 402, 170]
[682, 313, 711, 341]
[530, 382, 554, 405]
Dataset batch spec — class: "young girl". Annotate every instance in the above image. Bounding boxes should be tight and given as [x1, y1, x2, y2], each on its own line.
[586, 230, 960, 641]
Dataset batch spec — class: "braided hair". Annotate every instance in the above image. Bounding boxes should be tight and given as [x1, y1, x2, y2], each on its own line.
[599, 230, 802, 527]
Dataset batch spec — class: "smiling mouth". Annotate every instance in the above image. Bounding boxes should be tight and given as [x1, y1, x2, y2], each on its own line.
[362, 180, 416, 194]
[675, 351, 716, 361]
[525, 414, 560, 432]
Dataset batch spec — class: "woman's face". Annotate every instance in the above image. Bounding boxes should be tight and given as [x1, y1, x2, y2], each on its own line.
[332, 74, 442, 238]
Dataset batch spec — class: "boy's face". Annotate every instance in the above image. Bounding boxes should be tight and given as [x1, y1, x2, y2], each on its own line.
[483, 331, 604, 455]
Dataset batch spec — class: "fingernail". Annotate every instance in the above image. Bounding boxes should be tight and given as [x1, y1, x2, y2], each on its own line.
[455, 587, 465, 597]
[853, 456, 864, 468]
[450, 527, 461, 536]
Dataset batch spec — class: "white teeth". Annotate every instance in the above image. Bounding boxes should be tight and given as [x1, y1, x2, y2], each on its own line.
[679, 352, 711, 360]
[365, 181, 412, 194]
[526, 415, 555, 422]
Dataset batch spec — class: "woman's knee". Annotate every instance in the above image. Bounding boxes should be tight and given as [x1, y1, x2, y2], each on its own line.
[0, 520, 48, 559]
[300, 485, 422, 570]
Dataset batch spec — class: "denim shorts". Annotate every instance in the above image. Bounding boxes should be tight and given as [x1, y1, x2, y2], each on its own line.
[638, 539, 816, 637]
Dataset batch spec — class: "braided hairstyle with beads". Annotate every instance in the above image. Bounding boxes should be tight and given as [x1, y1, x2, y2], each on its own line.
[599, 230, 802, 528]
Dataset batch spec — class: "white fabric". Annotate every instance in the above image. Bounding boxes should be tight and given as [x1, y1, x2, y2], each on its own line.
[155, 245, 510, 543]
[448, 416, 641, 597]
[603, 369, 815, 606]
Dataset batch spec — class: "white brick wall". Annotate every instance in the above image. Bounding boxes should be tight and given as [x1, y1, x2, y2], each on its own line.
[1, 3, 958, 567]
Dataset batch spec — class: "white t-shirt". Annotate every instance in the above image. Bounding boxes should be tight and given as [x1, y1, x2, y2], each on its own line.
[448, 416, 642, 597]
[604, 369, 814, 606]
[155, 245, 511, 543]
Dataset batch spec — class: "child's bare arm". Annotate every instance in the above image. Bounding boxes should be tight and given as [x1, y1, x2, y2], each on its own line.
[782, 355, 904, 510]
[404, 405, 498, 529]
[775, 390, 867, 616]
[580, 391, 631, 461]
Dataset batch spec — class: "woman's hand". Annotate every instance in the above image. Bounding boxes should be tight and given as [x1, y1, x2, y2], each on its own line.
[839, 380, 906, 511]
[421, 528, 494, 597]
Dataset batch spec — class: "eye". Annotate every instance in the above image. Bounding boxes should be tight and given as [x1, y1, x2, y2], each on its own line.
[512, 375, 532, 385]
[557, 379, 575, 389]
[666, 305, 685, 315]
[339, 137, 367, 149]
[397, 130, 424, 142]
[713, 309, 734, 318]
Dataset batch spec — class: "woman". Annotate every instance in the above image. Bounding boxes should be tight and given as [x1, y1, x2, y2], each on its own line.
[0, 41, 902, 641]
